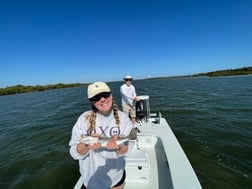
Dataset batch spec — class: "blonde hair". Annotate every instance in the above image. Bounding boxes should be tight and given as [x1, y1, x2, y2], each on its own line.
[86, 100, 120, 135]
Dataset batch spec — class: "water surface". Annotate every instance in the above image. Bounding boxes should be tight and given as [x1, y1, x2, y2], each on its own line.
[0, 75, 251, 189]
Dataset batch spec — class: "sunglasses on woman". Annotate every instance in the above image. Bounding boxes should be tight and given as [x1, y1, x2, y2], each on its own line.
[89, 92, 111, 102]
[125, 79, 132, 81]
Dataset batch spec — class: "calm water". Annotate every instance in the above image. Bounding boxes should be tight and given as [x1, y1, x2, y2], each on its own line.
[0, 76, 251, 189]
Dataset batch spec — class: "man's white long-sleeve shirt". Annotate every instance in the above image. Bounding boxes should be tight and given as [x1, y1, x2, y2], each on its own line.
[120, 84, 136, 106]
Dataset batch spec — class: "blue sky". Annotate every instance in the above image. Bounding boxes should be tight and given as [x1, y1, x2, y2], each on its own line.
[1, 0, 252, 87]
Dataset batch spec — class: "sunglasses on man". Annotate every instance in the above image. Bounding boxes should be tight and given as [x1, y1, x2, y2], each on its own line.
[89, 92, 111, 102]
[125, 79, 132, 81]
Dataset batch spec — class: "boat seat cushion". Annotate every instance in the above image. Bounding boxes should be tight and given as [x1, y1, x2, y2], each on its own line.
[125, 149, 150, 183]
[126, 149, 149, 167]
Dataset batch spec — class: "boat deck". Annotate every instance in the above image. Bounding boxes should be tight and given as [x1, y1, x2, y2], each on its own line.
[74, 111, 202, 189]
[125, 135, 173, 189]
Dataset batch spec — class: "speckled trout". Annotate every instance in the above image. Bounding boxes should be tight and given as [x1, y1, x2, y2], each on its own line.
[80, 135, 130, 147]
[80, 128, 138, 147]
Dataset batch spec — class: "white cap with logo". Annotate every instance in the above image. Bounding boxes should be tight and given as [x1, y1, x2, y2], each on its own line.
[87, 82, 111, 99]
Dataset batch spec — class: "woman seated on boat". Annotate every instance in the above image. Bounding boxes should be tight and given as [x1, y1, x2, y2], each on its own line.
[69, 81, 134, 189]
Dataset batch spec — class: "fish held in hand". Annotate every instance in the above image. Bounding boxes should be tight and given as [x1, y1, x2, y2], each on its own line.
[80, 135, 129, 147]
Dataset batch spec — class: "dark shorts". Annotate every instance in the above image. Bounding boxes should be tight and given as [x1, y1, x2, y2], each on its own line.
[81, 170, 126, 189]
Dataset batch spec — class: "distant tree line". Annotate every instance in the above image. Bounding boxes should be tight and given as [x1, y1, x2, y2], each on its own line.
[194, 66, 252, 77]
[0, 83, 85, 96]
[147, 66, 252, 80]
[1, 66, 251, 96]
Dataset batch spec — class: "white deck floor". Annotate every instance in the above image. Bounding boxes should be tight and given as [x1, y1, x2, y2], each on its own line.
[125, 135, 173, 189]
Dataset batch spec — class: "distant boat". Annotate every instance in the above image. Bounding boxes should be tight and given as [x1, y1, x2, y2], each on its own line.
[74, 95, 202, 189]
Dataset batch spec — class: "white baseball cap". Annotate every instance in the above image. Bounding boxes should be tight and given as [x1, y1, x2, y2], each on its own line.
[87, 82, 111, 99]
[123, 75, 133, 80]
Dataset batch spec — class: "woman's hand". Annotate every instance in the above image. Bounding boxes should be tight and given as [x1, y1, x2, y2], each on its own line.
[106, 135, 119, 150]
[77, 134, 102, 155]
[88, 133, 102, 150]
[106, 135, 128, 154]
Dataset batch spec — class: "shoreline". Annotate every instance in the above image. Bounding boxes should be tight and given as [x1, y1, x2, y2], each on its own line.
[1, 66, 251, 96]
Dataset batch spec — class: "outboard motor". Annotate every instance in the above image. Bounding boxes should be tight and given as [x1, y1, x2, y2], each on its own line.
[135, 95, 150, 123]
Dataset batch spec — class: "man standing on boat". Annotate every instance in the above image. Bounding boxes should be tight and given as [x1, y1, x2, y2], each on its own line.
[120, 75, 140, 125]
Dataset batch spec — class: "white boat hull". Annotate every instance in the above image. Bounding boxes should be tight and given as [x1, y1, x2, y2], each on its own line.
[124, 116, 202, 189]
[74, 95, 202, 189]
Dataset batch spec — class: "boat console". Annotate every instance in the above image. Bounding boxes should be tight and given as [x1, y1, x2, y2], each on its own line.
[135, 95, 161, 124]
[135, 95, 150, 123]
